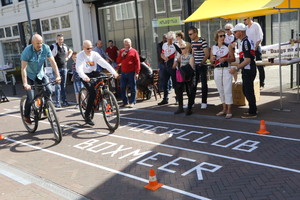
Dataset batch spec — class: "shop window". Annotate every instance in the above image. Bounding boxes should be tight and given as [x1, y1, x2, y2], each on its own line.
[5, 27, 12, 37]
[12, 25, 19, 36]
[0, 28, 4, 38]
[154, 0, 166, 14]
[1, 0, 13, 6]
[3, 40, 22, 67]
[170, 0, 182, 12]
[51, 17, 60, 30]
[41, 19, 50, 32]
[61, 15, 70, 29]
[115, 2, 142, 21]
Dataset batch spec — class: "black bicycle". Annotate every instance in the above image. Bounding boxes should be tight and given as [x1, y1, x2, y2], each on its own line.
[78, 73, 120, 131]
[20, 81, 63, 143]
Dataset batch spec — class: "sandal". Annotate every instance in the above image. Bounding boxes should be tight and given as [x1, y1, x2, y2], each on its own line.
[216, 111, 226, 116]
[225, 113, 232, 119]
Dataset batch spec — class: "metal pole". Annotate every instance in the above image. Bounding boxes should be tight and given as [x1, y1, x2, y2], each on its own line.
[273, 9, 290, 111]
[25, 0, 33, 38]
[134, 0, 141, 54]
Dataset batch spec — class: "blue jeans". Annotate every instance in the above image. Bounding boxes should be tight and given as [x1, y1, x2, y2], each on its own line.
[55, 67, 68, 105]
[120, 72, 136, 105]
[24, 76, 52, 118]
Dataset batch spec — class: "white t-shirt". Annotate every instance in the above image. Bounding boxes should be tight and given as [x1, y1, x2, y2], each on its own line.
[224, 34, 235, 45]
[76, 51, 117, 80]
[246, 22, 263, 46]
[212, 45, 229, 66]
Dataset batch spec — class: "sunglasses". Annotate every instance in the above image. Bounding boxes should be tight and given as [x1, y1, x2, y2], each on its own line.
[180, 47, 186, 50]
[243, 18, 248, 21]
[225, 29, 230, 31]
[218, 34, 226, 38]
[86, 47, 93, 50]
[188, 33, 194, 36]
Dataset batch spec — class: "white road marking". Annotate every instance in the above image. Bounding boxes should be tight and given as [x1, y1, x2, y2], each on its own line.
[3, 113, 300, 174]
[0, 169, 31, 185]
[4, 138, 211, 200]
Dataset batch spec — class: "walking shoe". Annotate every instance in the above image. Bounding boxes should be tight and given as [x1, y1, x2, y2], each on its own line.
[128, 104, 134, 108]
[185, 109, 193, 116]
[74, 104, 79, 109]
[183, 104, 194, 109]
[120, 104, 128, 107]
[85, 118, 95, 126]
[158, 100, 168, 105]
[23, 117, 32, 125]
[174, 108, 184, 114]
[241, 113, 257, 119]
[62, 101, 69, 107]
[55, 104, 62, 108]
[200, 103, 207, 109]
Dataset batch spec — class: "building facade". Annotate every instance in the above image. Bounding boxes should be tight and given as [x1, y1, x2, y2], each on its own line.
[0, 0, 299, 69]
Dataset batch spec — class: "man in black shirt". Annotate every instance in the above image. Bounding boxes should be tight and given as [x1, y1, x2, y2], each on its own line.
[50, 34, 73, 107]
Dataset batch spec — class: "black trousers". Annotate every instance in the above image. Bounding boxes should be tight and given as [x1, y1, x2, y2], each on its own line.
[81, 71, 101, 119]
[256, 46, 265, 87]
[190, 64, 208, 104]
[242, 69, 257, 115]
[175, 80, 194, 109]
[162, 59, 176, 101]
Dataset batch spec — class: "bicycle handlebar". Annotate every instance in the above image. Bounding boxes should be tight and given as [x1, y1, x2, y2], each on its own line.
[30, 80, 57, 89]
[89, 74, 114, 83]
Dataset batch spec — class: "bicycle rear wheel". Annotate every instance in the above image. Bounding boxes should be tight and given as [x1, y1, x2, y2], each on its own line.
[45, 100, 62, 143]
[78, 87, 94, 120]
[101, 90, 120, 131]
[20, 95, 38, 133]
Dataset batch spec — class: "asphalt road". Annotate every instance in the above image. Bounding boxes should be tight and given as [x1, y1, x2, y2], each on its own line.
[0, 95, 299, 200]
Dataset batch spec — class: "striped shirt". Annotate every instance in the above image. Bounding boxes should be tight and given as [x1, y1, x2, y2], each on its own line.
[191, 38, 208, 65]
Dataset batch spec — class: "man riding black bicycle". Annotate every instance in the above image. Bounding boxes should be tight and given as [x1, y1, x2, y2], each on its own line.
[21, 34, 61, 124]
[76, 40, 119, 126]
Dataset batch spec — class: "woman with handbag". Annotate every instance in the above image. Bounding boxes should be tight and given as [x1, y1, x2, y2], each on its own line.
[174, 42, 195, 115]
[210, 29, 236, 119]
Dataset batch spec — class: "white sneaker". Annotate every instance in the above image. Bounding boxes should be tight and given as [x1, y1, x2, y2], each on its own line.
[201, 103, 207, 109]
[127, 104, 134, 108]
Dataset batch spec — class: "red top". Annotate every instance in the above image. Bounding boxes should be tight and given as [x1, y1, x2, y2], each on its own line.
[106, 46, 118, 62]
[116, 48, 140, 74]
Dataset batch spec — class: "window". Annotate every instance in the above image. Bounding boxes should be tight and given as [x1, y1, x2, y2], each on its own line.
[5, 27, 12, 37]
[60, 15, 70, 29]
[0, 28, 4, 38]
[154, 0, 166, 14]
[170, 0, 182, 12]
[1, 0, 13, 6]
[50, 17, 60, 30]
[115, 2, 142, 21]
[12, 25, 19, 36]
[41, 19, 50, 31]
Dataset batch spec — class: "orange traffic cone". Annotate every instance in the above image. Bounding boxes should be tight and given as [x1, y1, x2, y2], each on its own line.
[144, 169, 163, 191]
[256, 120, 270, 135]
[0, 134, 5, 140]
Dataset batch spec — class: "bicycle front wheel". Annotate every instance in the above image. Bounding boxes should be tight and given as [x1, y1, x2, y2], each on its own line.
[20, 95, 38, 133]
[101, 90, 120, 131]
[45, 100, 62, 143]
[79, 87, 94, 120]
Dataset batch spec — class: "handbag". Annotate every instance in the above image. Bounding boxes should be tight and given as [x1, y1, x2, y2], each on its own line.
[176, 69, 184, 82]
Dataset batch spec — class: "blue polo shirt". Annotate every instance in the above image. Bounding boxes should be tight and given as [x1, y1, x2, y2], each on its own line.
[21, 44, 52, 81]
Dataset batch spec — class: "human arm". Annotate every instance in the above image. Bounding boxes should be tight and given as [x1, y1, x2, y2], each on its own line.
[201, 48, 210, 65]
[66, 48, 73, 62]
[134, 51, 140, 80]
[47, 56, 61, 83]
[189, 56, 195, 69]
[21, 61, 31, 90]
[210, 47, 216, 65]
[95, 53, 119, 78]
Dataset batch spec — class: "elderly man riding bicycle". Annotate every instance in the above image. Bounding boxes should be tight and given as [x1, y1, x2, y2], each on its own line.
[76, 40, 119, 126]
[21, 34, 61, 124]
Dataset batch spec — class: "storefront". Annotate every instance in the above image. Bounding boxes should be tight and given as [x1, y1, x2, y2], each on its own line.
[87, 0, 299, 69]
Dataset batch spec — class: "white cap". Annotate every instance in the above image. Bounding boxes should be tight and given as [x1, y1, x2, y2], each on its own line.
[232, 23, 246, 32]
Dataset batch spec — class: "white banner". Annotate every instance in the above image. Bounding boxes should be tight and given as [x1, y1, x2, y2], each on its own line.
[261, 42, 300, 60]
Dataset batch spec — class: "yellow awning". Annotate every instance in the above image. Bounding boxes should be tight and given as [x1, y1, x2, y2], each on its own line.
[184, 0, 300, 22]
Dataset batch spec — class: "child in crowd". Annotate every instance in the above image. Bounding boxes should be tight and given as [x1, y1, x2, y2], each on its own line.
[71, 52, 83, 108]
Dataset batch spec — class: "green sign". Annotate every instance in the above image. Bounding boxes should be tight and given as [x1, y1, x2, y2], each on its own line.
[157, 17, 181, 27]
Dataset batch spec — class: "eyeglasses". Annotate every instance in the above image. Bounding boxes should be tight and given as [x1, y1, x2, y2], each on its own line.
[86, 47, 93, 50]
[218, 34, 226, 38]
